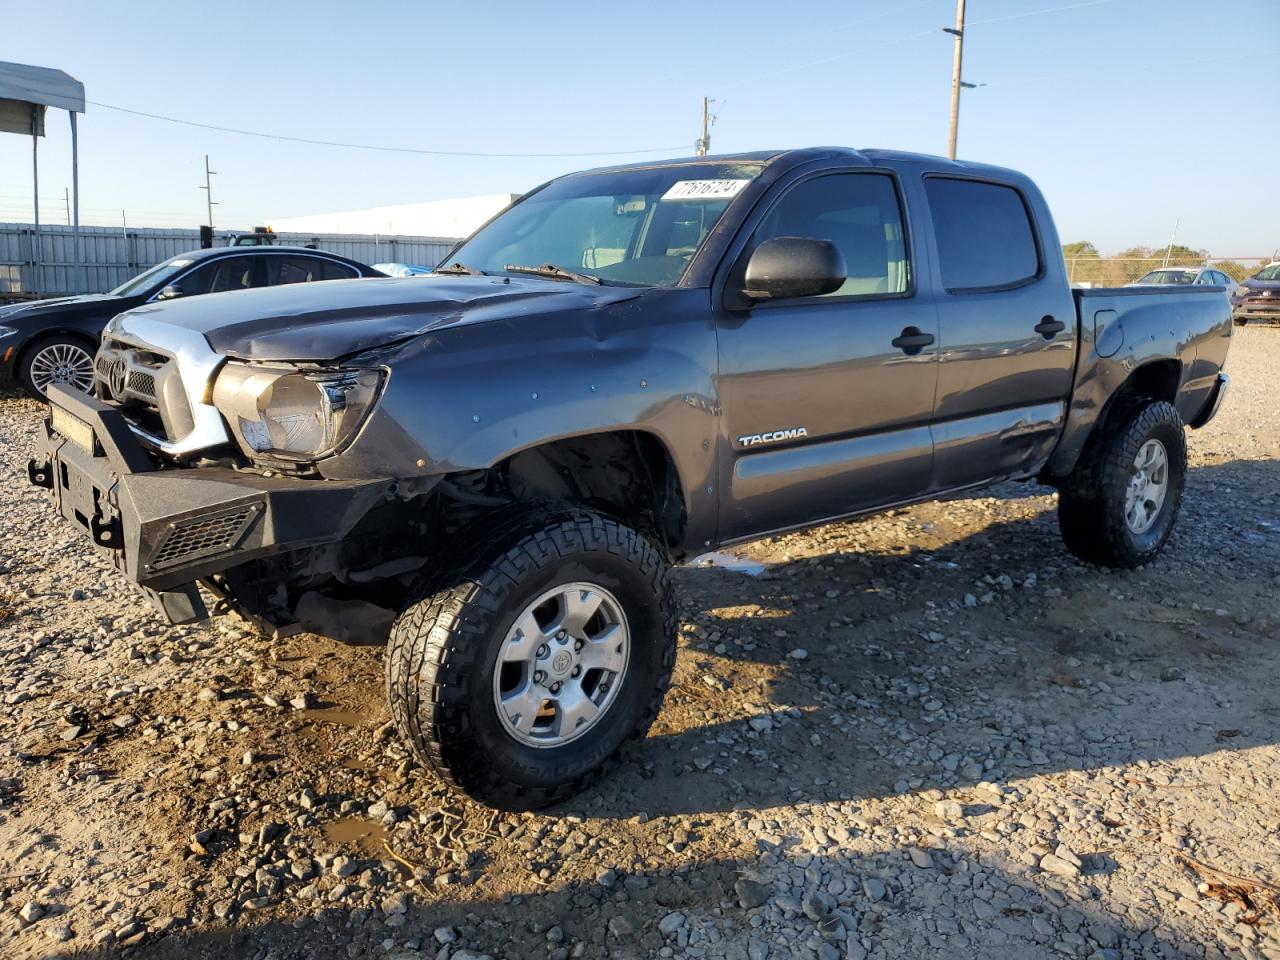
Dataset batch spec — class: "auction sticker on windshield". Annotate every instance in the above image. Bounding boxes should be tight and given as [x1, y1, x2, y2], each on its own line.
[661, 179, 751, 201]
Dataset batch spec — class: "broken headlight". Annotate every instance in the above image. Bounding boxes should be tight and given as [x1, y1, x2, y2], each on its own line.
[212, 362, 383, 461]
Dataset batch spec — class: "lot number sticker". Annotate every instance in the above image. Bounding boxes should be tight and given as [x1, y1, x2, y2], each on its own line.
[661, 179, 751, 201]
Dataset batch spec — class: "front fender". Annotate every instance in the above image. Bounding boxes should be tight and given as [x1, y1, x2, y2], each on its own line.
[318, 289, 720, 546]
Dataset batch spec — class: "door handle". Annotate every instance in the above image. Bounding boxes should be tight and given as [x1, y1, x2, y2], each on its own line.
[891, 326, 936, 355]
[1035, 315, 1066, 339]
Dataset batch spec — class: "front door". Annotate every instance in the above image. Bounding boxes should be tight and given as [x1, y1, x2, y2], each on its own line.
[716, 170, 940, 543]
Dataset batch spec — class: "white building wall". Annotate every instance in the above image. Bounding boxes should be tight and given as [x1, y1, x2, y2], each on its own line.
[269, 194, 518, 240]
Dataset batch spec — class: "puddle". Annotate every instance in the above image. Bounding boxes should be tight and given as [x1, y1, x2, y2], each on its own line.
[690, 550, 766, 577]
[305, 707, 370, 727]
[322, 817, 388, 856]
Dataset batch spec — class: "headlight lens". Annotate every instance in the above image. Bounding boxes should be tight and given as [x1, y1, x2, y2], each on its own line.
[212, 363, 383, 461]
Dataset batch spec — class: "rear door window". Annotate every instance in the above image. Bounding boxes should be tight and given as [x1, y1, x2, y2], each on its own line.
[322, 259, 359, 280]
[267, 256, 326, 285]
[924, 178, 1040, 291]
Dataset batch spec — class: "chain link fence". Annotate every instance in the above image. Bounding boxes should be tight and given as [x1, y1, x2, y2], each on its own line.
[1066, 256, 1275, 287]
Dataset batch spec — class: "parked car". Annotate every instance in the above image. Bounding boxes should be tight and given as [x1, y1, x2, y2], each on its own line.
[1126, 265, 1237, 296]
[0, 247, 384, 400]
[30, 147, 1232, 810]
[1231, 261, 1280, 325]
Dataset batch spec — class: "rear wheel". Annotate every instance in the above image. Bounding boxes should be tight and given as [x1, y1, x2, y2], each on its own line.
[1057, 399, 1187, 568]
[20, 334, 96, 401]
[384, 507, 676, 810]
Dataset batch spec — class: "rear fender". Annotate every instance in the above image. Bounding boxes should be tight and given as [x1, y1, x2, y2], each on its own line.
[1045, 303, 1194, 477]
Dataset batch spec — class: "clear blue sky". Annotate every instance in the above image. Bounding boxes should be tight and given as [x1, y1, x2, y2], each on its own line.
[4, 0, 1277, 256]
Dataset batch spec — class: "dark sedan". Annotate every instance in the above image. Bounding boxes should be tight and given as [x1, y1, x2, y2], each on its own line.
[0, 246, 384, 399]
[1232, 262, 1280, 325]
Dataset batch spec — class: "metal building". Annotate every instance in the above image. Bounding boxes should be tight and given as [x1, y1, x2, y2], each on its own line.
[0, 223, 461, 298]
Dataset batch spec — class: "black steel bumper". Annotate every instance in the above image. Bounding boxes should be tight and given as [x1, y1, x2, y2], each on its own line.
[29, 385, 394, 623]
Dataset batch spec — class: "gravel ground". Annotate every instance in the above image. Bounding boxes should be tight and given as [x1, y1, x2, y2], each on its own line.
[1, 328, 1277, 960]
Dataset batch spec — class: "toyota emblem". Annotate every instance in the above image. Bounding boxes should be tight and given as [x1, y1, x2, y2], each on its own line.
[108, 358, 127, 399]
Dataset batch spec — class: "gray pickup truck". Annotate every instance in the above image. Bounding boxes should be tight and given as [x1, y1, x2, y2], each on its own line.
[30, 147, 1232, 810]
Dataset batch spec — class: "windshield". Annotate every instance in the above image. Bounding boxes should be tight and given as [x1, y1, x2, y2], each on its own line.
[109, 257, 196, 296]
[1253, 264, 1280, 282]
[444, 162, 764, 287]
[1135, 269, 1196, 285]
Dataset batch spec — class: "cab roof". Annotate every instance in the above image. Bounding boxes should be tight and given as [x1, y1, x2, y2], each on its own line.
[576, 146, 1031, 187]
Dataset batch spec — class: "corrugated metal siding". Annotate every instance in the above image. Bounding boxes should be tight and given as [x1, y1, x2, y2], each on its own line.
[0, 223, 462, 297]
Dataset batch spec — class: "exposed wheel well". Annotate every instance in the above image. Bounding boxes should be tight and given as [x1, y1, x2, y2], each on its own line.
[1122, 359, 1181, 406]
[439, 431, 690, 561]
[1049, 358, 1184, 490]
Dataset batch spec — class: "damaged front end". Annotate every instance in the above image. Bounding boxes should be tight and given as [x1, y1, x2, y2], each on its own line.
[30, 385, 438, 632]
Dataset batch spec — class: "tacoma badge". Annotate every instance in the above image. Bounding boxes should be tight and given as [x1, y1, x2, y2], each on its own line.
[737, 427, 808, 447]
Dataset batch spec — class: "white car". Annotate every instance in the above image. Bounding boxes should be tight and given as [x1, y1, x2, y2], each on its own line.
[1127, 266, 1237, 296]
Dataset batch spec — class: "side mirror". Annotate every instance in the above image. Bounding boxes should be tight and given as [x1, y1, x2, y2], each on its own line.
[157, 283, 185, 300]
[742, 237, 846, 302]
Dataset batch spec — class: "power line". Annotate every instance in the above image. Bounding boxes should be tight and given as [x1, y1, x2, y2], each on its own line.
[717, 0, 1121, 93]
[967, 0, 1117, 27]
[86, 100, 689, 159]
[982, 50, 1262, 88]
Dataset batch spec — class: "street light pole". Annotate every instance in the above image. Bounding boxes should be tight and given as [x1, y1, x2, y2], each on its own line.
[945, 0, 967, 160]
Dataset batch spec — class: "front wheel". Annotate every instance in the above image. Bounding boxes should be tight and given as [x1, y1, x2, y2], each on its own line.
[384, 508, 676, 810]
[20, 334, 96, 401]
[1057, 399, 1187, 568]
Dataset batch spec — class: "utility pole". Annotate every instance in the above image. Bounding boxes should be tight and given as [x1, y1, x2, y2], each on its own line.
[945, 0, 967, 160]
[1162, 219, 1180, 267]
[696, 97, 711, 156]
[64, 187, 70, 225]
[199, 154, 218, 228]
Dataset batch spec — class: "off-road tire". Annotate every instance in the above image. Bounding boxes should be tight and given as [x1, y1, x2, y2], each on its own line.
[1057, 399, 1187, 568]
[384, 506, 676, 810]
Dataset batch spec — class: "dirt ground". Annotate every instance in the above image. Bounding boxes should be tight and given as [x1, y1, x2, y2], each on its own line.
[1, 328, 1277, 960]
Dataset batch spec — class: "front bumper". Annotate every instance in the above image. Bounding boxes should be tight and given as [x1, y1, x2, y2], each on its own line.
[29, 385, 394, 622]
[1233, 297, 1280, 324]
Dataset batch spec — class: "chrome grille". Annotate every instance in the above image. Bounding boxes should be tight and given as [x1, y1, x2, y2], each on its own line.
[126, 370, 157, 399]
[148, 504, 259, 570]
[94, 339, 193, 442]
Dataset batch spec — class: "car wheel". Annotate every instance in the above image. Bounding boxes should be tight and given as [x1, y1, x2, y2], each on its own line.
[384, 506, 676, 810]
[20, 334, 96, 401]
[1058, 399, 1187, 568]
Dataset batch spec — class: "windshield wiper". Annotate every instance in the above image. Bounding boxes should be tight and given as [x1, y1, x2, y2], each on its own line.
[434, 262, 486, 276]
[503, 263, 602, 286]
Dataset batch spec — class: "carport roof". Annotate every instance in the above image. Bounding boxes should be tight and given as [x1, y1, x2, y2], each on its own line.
[0, 60, 85, 114]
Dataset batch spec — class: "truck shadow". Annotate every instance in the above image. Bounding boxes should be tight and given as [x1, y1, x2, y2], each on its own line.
[555, 457, 1280, 820]
[47, 842, 1216, 960]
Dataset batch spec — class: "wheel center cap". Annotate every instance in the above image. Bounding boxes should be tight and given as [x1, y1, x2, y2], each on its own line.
[549, 650, 573, 677]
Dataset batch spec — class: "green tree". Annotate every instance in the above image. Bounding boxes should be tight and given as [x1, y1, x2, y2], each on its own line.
[1062, 240, 1099, 259]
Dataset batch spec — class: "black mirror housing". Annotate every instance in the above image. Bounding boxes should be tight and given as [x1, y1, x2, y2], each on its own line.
[742, 237, 846, 302]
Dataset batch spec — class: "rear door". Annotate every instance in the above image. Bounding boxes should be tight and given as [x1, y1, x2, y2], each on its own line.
[716, 168, 939, 542]
[921, 176, 1076, 490]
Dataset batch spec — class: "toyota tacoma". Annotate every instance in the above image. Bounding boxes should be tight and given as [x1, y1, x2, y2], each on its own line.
[30, 148, 1233, 810]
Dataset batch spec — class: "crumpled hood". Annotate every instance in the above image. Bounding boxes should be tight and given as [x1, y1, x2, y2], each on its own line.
[1240, 279, 1280, 293]
[111, 275, 643, 361]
